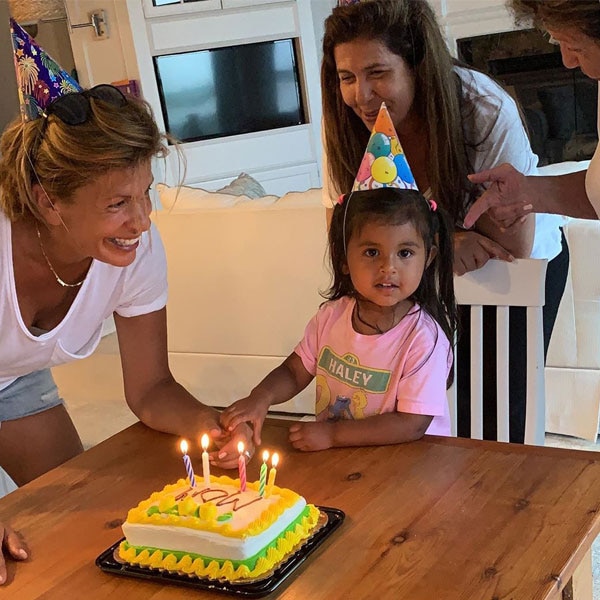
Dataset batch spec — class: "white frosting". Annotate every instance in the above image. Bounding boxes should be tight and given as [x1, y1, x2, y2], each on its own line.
[122, 498, 307, 561]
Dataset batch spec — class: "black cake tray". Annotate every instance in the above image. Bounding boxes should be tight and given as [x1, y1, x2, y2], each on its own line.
[96, 506, 345, 598]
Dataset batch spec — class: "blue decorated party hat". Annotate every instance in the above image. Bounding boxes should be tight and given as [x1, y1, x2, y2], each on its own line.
[352, 102, 418, 192]
[10, 17, 81, 121]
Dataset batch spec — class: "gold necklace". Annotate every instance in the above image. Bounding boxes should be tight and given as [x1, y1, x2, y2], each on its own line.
[35, 222, 86, 288]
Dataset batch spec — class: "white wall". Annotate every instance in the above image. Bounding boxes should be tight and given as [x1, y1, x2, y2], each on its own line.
[59, 0, 526, 194]
[124, 0, 323, 195]
[65, 0, 139, 88]
[60, 1, 332, 195]
[310, 0, 335, 67]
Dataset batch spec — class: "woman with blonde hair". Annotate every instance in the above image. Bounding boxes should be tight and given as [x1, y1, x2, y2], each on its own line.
[0, 81, 251, 581]
[321, 0, 569, 444]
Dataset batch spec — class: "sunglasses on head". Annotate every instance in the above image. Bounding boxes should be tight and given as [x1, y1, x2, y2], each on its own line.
[42, 84, 128, 125]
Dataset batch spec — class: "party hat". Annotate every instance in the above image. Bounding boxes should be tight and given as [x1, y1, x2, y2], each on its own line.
[10, 17, 81, 121]
[352, 102, 418, 192]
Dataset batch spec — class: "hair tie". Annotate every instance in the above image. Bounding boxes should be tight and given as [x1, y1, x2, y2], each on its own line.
[337, 193, 345, 205]
[429, 199, 437, 212]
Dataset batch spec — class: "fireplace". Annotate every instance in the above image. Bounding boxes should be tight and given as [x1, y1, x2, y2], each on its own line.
[457, 29, 598, 166]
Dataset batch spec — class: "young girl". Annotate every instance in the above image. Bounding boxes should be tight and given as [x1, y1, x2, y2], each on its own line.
[220, 187, 457, 451]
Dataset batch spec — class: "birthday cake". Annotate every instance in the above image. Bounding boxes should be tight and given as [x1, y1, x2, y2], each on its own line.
[118, 475, 320, 582]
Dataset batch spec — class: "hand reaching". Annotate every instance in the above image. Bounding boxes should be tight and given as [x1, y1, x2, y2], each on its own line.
[209, 422, 255, 469]
[0, 523, 27, 584]
[464, 163, 533, 230]
[453, 230, 513, 276]
[288, 421, 334, 452]
[220, 396, 271, 446]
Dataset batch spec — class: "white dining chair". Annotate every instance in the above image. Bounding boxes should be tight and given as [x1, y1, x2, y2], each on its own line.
[448, 258, 548, 445]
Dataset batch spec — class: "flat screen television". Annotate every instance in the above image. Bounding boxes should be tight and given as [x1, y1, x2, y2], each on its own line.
[153, 38, 306, 143]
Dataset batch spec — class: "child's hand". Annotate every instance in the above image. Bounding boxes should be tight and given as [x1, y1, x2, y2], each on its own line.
[210, 422, 255, 469]
[221, 396, 270, 446]
[288, 421, 334, 451]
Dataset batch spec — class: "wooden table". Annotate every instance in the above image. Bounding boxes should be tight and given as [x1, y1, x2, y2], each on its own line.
[2, 420, 600, 600]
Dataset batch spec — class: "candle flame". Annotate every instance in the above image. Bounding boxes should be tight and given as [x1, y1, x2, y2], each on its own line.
[237, 440, 245, 454]
[201, 433, 209, 451]
[272, 452, 279, 468]
[262, 450, 270, 462]
[180, 439, 189, 454]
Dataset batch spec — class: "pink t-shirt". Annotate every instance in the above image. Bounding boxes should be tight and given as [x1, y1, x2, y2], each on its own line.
[294, 297, 451, 436]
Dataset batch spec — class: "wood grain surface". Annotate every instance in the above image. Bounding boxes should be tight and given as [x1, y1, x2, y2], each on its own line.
[1, 419, 600, 600]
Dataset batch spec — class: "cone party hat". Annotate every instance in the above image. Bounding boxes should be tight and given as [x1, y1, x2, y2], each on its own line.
[352, 102, 418, 192]
[10, 17, 81, 121]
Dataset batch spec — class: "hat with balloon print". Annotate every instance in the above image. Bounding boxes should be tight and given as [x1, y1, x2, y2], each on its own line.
[352, 102, 418, 193]
[10, 17, 82, 122]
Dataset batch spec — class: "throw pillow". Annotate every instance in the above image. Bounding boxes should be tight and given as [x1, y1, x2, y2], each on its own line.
[157, 183, 240, 211]
[216, 172, 267, 198]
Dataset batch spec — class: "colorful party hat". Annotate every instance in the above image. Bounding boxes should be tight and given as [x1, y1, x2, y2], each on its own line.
[352, 102, 418, 192]
[10, 17, 81, 121]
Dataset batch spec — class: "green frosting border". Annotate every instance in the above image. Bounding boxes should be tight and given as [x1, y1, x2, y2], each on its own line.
[122, 504, 311, 570]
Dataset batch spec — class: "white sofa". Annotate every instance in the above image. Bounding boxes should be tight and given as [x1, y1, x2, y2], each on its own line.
[51, 166, 600, 440]
[151, 184, 330, 415]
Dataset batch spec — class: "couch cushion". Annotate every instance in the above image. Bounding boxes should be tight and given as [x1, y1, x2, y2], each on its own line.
[156, 182, 323, 212]
[151, 186, 329, 358]
[156, 183, 278, 211]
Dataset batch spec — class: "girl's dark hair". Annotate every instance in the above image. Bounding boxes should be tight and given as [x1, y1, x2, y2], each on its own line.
[322, 0, 475, 224]
[511, 0, 600, 41]
[326, 188, 458, 384]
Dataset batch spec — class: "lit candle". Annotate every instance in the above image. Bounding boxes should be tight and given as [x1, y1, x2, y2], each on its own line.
[267, 452, 279, 496]
[179, 440, 196, 488]
[259, 450, 269, 497]
[237, 441, 247, 492]
[201, 434, 211, 488]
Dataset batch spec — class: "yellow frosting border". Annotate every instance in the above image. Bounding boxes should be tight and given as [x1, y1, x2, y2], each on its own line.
[119, 504, 320, 582]
[125, 475, 301, 538]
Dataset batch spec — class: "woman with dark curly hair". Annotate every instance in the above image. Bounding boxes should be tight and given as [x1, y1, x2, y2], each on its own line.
[465, 0, 600, 228]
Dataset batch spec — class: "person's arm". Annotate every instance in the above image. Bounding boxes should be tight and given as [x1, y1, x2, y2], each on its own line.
[460, 70, 539, 257]
[288, 412, 432, 451]
[221, 352, 314, 445]
[114, 308, 252, 469]
[453, 229, 514, 276]
[464, 164, 596, 229]
[471, 211, 534, 258]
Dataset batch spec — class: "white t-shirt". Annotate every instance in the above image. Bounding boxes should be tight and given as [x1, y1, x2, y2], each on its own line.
[0, 212, 168, 391]
[585, 82, 600, 217]
[322, 66, 566, 260]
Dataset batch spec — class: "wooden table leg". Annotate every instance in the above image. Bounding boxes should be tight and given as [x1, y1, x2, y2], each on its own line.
[563, 548, 593, 600]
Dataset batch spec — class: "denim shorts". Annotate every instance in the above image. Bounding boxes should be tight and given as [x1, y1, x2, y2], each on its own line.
[0, 369, 64, 422]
